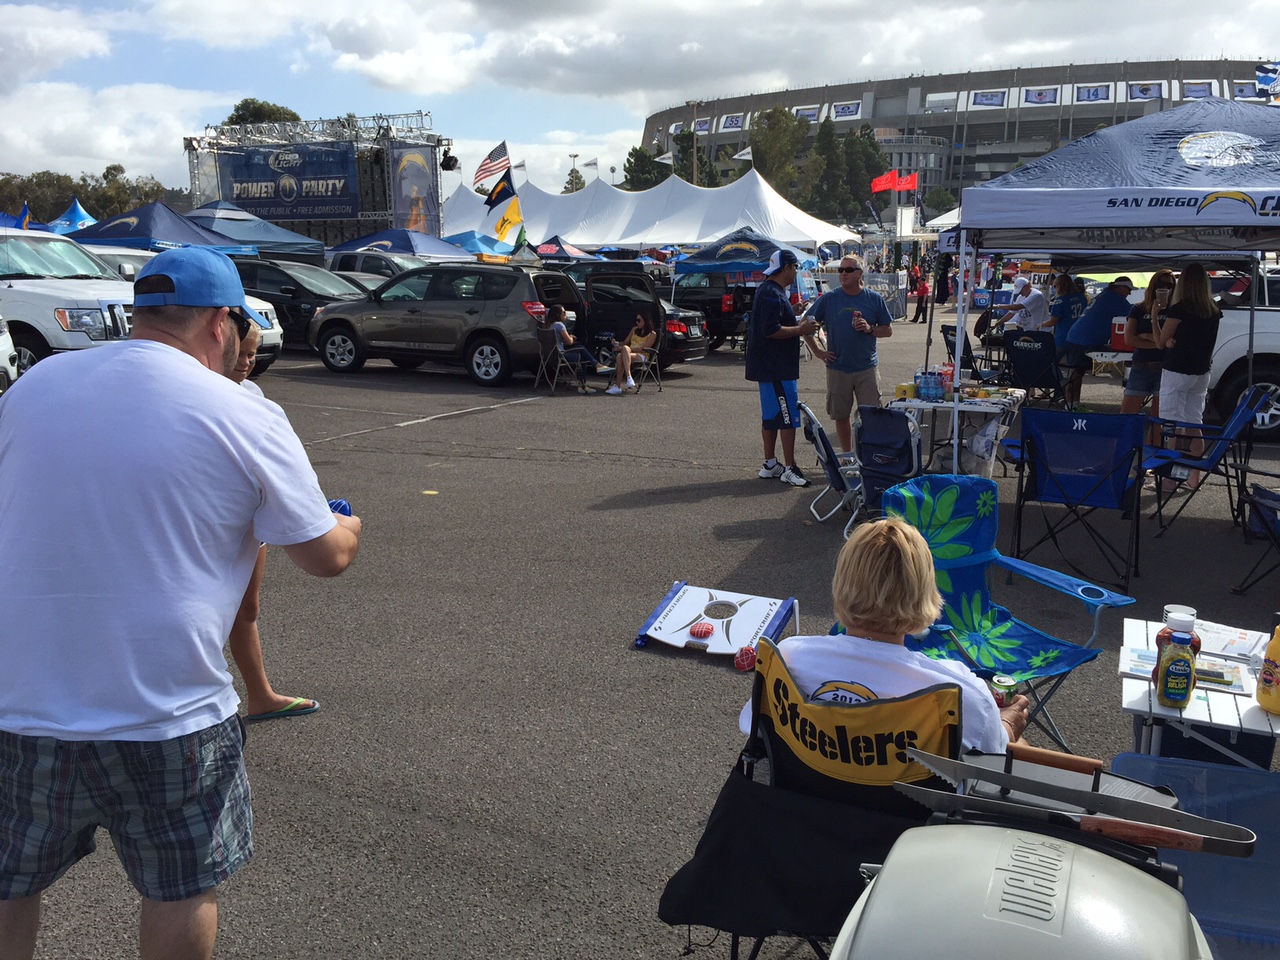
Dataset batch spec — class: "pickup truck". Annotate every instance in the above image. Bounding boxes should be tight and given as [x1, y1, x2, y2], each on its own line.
[670, 272, 757, 350]
[0, 227, 133, 373]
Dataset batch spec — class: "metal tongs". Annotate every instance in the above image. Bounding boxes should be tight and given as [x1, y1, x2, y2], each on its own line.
[896, 748, 1256, 857]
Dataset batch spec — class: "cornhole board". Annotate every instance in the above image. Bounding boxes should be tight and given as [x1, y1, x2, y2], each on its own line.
[635, 581, 798, 653]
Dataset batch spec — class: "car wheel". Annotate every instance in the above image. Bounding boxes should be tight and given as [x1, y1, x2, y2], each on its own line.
[1219, 363, 1280, 441]
[391, 357, 427, 371]
[12, 330, 50, 374]
[465, 336, 511, 386]
[319, 326, 366, 373]
[707, 334, 726, 352]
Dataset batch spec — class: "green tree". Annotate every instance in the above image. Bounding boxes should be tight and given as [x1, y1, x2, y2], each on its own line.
[923, 186, 957, 214]
[748, 107, 810, 205]
[845, 123, 889, 218]
[0, 171, 76, 222]
[224, 98, 301, 126]
[671, 130, 722, 187]
[808, 117, 851, 221]
[562, 167, 586, 194]
[621, 146, 670, 191]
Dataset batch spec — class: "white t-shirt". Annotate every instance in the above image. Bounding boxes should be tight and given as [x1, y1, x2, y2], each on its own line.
[738, 633, 1007, 753]
[0, 341, 337, 740]
[1007, 288, 1051, 331]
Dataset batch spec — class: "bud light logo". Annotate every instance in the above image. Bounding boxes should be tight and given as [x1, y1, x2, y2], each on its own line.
[269, 150, 304, 172]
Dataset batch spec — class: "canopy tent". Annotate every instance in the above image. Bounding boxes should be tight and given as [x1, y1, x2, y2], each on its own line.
[959, 98, 1280, 253]
[46, 197, 97, 235]
[331, 228, 470, 261]
[186, 201, 323, 264]
[0, 212, 20, 229]
[947, 97, 1280, 469]
[532, 235, 600, 261]
[68, 202, 255, 255]
[672, 227, 818, 276]
[441, 169, 859, 249]
[924, 207, 960, 231]
[442, 230, 514, 257]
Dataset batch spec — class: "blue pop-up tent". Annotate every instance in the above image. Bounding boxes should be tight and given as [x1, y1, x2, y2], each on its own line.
[332, 229, 470, 260]
[68, 202, 256, 255]
[186, 200, 323, 264]
[672, 226, 816, 275]
[442, 230, 514, 256]
[46, 197, 97, 234]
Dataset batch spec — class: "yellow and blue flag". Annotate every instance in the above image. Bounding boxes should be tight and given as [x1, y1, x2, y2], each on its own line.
[484, 170, 517, 213]
[17, 202, 31, 229]
[494, 198, 523, 244]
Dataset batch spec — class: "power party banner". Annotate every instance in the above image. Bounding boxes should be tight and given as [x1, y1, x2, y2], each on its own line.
[217, 143, 358, 220]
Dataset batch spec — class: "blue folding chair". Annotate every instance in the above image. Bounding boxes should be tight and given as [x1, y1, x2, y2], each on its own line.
[1145, 384, 1271, 536]
[883, 475, 1134, 751]
[1005, 330, 1069, 408]
[1230, 464, 1280, 595]
[1011, 409, 1147, 593]
[798, 401, 864, 538]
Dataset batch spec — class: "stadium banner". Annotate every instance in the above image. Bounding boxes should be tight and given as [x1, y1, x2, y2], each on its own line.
[831, 101, 861, 120]
[971, 90, 1007, 107]
[1182, 81, 1214, 100]
[793, 105, 820, 122]
[216, 143, 358, 220]
[391, 142, 441, 234]
[1075, 83, 1111, 103]
[1128, 82, 1163, 100]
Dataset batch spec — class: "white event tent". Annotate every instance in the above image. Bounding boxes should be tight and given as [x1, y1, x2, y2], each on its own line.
[441, 170, 858, 250]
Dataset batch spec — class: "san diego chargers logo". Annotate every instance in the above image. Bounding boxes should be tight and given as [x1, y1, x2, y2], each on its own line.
[811, 681, 877, 705]
[1197, 191, 1258, 215]
[102, 216, 139, 232]
[718, 241, 760, 258]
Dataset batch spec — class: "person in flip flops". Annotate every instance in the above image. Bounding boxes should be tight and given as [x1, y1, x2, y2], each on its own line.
[227, 324, 319, 723]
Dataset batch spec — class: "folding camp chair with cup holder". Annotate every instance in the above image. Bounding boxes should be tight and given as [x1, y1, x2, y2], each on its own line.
[883, 475, 1135, 752]
[1011, 409, 1147, 593]
[940, 323, 1009, 386]
[1229, 464, 1280, 595]
[798, 401, 864, 538]
[629, 344, 662, 392]
[1144, 384, 1271, 536]
[1006, 330, 1069, 408]
[658, 637, 960, 960]
[534, 327, 591, 394]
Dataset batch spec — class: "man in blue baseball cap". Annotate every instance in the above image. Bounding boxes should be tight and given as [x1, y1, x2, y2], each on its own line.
[0, 245, 361, 957]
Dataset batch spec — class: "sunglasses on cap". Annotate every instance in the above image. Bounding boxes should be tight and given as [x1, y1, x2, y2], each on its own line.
[225, 307, 253, 342]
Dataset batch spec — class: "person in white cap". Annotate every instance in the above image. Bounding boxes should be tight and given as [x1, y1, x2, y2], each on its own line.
[993, 276, 1050, 334]
[0, 246, 362, 958]
[1063, 276, 1136, 406]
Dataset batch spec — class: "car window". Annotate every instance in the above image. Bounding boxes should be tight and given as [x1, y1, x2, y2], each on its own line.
[1268, 277, 1280, 307]
[381, 272, 433, 301]
[332, 253, 356, 272]
[676, 274, 708, 289]
[276, 261, 365, 297]
[480, 273, 519, 300]
[254, 265, 296, 295]
[235, 262, 257, 287]
[433, 271, 483, 300]
[365, 256, 395, 277]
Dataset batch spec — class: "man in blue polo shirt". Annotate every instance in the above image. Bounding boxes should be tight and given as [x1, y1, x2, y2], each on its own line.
[807, 255, 894, 452]
[745, 249, 819, 487]
[1063, 275, 1134, 406]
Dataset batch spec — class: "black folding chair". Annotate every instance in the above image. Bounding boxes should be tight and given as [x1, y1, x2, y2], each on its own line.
[1230, 464, 1280, 595]
[1006, 330, 1069, 408]
[940, 324, 1009, 386]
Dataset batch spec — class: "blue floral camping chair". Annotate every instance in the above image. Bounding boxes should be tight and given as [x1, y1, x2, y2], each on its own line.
[879, 474, 1135, 751]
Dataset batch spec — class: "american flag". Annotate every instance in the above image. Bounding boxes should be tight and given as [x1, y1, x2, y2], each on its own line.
[473, 141, 510, 187]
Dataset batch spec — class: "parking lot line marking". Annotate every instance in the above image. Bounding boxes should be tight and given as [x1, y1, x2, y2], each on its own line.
[306, 397, 542, 445]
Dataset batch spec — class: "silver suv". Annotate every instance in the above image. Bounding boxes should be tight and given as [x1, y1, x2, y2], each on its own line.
[307, 264, 660, 386]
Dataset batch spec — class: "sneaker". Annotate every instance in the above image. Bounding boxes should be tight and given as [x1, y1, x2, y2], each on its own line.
[758, 461, 785, 479]
[605, 384, 623, 396]
[779, 465, 810, 487]
[625, 376, 636, 389]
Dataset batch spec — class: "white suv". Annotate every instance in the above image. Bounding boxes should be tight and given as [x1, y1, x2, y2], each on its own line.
[1211, 271, 1280, 440]
[0, 315, 17, 392]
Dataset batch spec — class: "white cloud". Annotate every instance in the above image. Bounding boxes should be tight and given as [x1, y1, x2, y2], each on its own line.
[0, 3, 112, 93]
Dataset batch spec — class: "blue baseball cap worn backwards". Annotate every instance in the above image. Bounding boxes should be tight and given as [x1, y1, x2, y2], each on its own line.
[133, 247, 269, 329]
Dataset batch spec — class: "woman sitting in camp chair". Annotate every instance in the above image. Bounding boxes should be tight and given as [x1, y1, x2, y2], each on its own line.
[739, 517, 1031, 751]
[605, 313, 657, 395]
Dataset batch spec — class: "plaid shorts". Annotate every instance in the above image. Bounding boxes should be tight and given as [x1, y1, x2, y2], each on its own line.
[0, 715, 252, 902]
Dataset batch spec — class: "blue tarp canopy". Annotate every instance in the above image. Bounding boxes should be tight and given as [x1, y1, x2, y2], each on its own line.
[672, 226, 817, 274]
[46, 197, 97, 235]
[68, 202, 256, 255]
[186, 201, 323, 263]
[332, 229, 470, 260]
[0, 212, 20, 229]
[442, 230, 514, 256]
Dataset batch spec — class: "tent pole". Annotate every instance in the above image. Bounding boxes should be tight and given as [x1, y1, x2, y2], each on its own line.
[1248, 254, 1258, 392]
[953, 230, 969, 473]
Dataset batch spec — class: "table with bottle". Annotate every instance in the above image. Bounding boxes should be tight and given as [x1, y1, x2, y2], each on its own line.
[887, 373, 1027, 477]
[1119, 616, 1279, 771]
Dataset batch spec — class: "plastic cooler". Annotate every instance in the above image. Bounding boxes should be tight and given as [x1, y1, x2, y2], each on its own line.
[1111, 753, 1280, 960]
[1110, 318, 1132, 352]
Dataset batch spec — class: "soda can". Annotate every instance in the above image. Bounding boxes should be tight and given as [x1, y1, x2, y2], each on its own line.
[989, 675, 1018, 708]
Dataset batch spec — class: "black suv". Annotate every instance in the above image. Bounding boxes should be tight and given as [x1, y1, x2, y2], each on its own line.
[306, 263, 663, 387]
[235, 258, 367, 344]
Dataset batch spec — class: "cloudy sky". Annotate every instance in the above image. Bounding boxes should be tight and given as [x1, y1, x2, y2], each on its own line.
[1, 0, 1276, 199]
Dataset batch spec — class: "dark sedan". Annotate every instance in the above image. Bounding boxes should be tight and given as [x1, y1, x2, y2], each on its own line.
[586, 283, 709, 369]
[234, 258, 368, 344]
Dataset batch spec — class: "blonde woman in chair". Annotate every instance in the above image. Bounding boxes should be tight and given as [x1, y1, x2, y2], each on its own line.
[606, 313, 657, 395]
[739, 518, 1030, 752]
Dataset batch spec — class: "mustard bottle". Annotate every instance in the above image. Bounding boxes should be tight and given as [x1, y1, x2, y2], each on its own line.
[1256, 627, 1280, 716]
[1156, 630, 1196, 709]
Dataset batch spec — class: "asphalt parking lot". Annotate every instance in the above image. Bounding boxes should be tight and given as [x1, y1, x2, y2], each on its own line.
[32, 317, 1280, 959]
